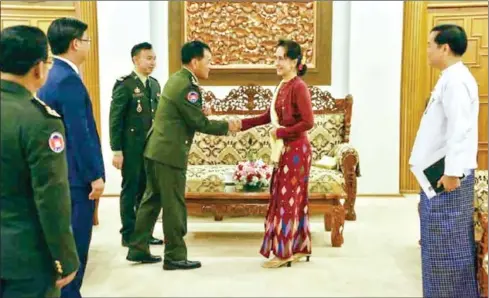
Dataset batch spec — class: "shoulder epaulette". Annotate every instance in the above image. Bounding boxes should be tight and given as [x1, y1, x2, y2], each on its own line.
[190, 76, 199, 86]
[31, 96, 61, 118]
[116, 74, 131, 82]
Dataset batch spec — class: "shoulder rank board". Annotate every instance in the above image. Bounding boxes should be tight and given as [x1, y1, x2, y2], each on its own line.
[190, 76, 199, 86]
[32, 96, 61, 118]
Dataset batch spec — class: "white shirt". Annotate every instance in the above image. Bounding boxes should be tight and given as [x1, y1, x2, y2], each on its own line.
[53, 56, 79, 74]
[409, 61, 479, 177]
[133, 69, 148, 86]
[183, 66, 199, 85]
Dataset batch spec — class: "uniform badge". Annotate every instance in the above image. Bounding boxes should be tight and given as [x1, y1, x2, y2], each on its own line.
[134, 87, 141, 94]
[48, 132, 65, 153]
[186, 91, 199, 103]
[55, 260, 63, 274]
[137, 99, 143, 113]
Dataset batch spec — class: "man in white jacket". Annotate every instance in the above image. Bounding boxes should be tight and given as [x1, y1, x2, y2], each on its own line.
[410, 24, 479, 297]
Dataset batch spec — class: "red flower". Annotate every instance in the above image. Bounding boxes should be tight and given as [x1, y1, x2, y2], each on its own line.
[256, 173, 262, 179]
[247, 174, 253, 182]
[238, 164, 243, 170]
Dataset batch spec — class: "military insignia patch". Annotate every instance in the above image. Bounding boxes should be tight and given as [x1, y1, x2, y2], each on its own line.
[48, 132, 65, 153]
[134, 87, 141, 94]
[187, 91, 199, 103]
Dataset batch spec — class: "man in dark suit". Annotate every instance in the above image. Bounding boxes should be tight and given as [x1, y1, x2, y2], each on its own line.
[37, 17, 105, 298]
[0, 24, 79, 298]
[110, 42, 163, 247]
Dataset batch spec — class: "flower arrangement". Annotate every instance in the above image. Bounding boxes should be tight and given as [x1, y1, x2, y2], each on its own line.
[233, 159, 272, 191]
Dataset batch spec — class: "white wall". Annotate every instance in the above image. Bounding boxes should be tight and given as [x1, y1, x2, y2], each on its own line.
[97, 1, 404, 195]
[97, 1, 151, 194]
[348, 1, 404, 194]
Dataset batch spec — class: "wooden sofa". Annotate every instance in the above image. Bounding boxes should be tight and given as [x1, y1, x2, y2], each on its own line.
[183, 85, 360, 246]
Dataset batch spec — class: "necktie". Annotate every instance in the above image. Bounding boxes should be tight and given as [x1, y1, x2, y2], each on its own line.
[145, 79, 151, 98]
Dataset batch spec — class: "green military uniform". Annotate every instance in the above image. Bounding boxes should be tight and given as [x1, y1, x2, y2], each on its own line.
[128, 68, 229, 261]
[109, 71, 161, 244]
[0, 80, 80, 297]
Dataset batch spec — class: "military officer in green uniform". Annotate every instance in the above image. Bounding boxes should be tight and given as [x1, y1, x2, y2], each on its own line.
[126, 40, 241, 269]
[109, 42, 163, 247]
[0, 25, 79, 297]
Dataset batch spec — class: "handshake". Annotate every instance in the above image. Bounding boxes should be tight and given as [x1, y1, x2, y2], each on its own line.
[227, 118, 242, 133]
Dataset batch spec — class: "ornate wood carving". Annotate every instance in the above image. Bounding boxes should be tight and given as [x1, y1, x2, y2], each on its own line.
[329, 204, 345, 247]
[169, 1, 332, 86]
[202, 204, 268, 221]
[478, 212, 488, 297]
[191, 198, 346, 247]
[202, 84, 353, 117]
[202, 85, 354, 144]
[342, 153, 358, 221]
[185, 2, 316, 68]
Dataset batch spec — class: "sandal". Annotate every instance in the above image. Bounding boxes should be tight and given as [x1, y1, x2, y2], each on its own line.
[261, 256, 294, 268]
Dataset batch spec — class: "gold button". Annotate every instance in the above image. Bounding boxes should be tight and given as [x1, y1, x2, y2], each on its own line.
[130, 128, 135, 132]
[152, 109, 154, 112]
[185, 140, 188, 145]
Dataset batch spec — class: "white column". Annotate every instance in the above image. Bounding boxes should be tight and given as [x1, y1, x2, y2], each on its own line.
[150, 0, 169, 84]
[348, 0, 404, 194]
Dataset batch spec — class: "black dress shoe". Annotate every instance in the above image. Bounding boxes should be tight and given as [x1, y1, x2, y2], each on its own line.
[163, 260, 201, 270]
[148, 236, 164, 245]
[126, 252, 162, 264]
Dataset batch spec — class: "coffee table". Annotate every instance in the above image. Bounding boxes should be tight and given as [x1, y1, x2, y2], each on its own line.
[185, 185, 346, 247]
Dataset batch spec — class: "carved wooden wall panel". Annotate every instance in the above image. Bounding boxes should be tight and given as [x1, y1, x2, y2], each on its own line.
[185, 2, 316, 68]
[169, 1, 332, 86]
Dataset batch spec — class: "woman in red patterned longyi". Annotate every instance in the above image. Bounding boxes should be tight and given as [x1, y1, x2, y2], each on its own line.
[239, 39, 314, 268]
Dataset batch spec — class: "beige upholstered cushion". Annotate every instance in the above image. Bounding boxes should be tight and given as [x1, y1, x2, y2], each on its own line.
[185, 165, 345, 195]
[188, 114, 345, 166]
[309, 114, 345, 160]
[313, 155, 338, 170]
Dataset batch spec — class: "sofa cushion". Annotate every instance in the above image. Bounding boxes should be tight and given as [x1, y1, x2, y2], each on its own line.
[185, 164, 345, 195]
[188, 113, 345, 166]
